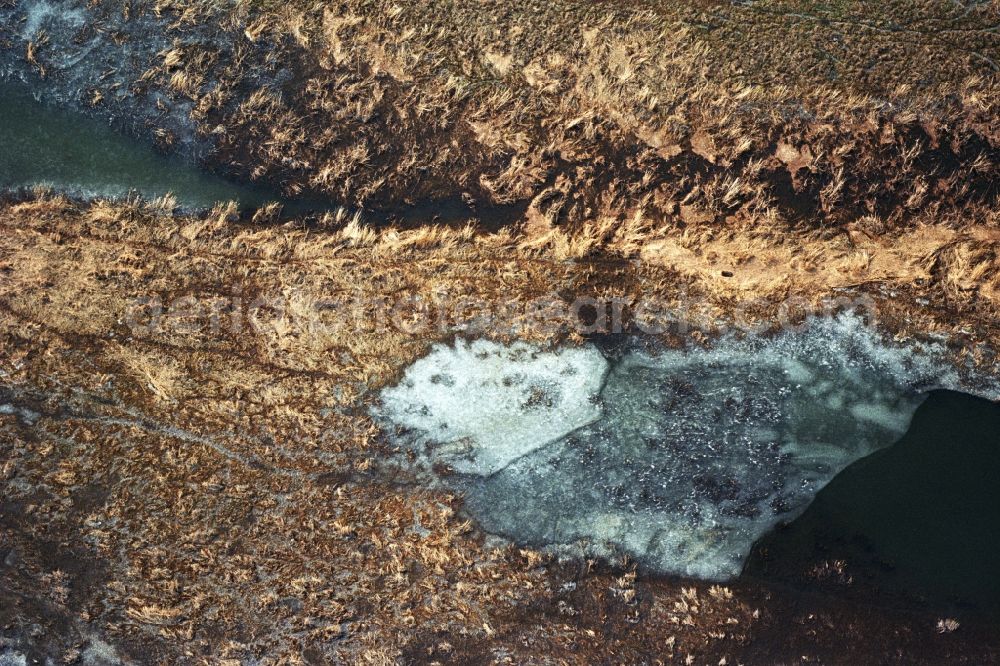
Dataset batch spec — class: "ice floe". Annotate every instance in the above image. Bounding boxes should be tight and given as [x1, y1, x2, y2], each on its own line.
[378, 339, 608, 475]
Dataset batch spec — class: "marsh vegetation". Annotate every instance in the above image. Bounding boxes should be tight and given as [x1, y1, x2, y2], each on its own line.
[0, 0, 998, 662]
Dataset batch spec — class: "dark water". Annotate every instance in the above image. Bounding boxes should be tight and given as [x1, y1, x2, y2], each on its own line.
[745, 390, 1000, 617]
[0, 79, 527, 226]
[0, 80, 288, 211]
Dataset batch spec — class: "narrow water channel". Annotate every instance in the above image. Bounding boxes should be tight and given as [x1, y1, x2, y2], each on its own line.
[0, 79, 528, 226]
[0, 80, 285, 211]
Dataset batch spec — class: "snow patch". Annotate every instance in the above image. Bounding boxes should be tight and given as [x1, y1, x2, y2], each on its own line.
[81, 636, 123, 665]
[0, 403, 40, 425]
[376, 339, 608, 475]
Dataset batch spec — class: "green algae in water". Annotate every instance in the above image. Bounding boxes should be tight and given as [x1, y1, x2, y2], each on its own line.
[0, 80, 276, 210]
[745, 389, 1000, 616]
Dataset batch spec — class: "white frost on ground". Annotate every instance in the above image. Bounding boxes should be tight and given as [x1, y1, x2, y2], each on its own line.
[21, 0, 86, 39]
[0, 638, 123, 665]
[375, 314, 998, 579]
[0, 403, 40, 425]
[81, 636, 124, 665]
[376, 339, 608, 475]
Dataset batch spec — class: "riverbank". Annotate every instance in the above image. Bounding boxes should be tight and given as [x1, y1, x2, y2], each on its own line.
[3, 0, 998, 221]
[0, 195, 998, 663]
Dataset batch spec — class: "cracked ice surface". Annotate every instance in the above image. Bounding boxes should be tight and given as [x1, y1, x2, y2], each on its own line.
[375, 315, 994, 580]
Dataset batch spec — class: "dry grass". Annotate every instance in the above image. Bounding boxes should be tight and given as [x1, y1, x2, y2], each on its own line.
[63, 0, 990, 231]
[3, 0, 999, 660]
[0, 194, 997, 662]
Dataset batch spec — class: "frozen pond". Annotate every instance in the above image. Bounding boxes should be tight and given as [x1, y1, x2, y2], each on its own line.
[375, 314, 996, 580]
